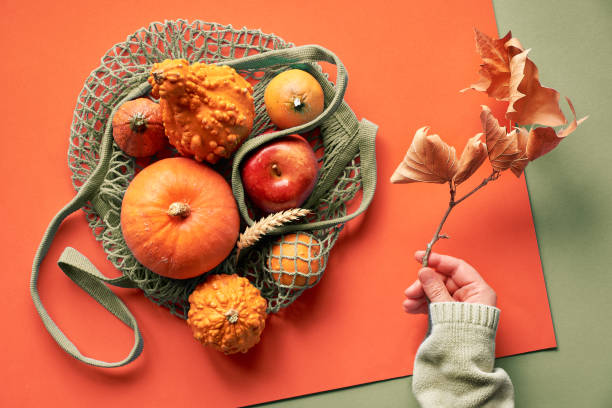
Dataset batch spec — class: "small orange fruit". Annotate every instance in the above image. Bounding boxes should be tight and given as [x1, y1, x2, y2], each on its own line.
[267, 232, 322, 288]
[112, 98, 166, 157]
[264, 69, 325, 129]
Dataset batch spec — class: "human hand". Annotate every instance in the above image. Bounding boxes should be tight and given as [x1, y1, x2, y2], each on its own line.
[403, 251, 497, 314]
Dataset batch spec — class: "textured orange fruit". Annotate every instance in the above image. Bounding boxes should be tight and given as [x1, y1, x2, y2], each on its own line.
[187, 274, 267, 354]
[267, 232, 321, 288]
[148, 59, 255, 164]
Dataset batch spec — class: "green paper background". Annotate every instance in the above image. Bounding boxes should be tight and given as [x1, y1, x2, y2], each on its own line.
[253, 0, 612, 406]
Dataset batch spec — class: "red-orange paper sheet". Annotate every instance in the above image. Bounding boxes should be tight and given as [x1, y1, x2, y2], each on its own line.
[0, 0, 555, 407]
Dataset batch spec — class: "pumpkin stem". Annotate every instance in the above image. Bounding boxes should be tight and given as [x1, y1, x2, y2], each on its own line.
[167, 202, 191, 218]
[225, 309, 239, 324]
[152, 70, 165, 84]
[131, 112, 148, 133]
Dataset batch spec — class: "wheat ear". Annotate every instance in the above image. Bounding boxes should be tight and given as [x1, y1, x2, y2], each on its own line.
[236, 208, 311, 260]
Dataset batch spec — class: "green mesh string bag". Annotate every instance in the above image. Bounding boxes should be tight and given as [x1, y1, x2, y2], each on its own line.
[30, 19, 377, 367]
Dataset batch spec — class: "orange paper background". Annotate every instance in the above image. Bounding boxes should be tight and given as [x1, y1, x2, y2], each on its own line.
[0, 0, 555, 407]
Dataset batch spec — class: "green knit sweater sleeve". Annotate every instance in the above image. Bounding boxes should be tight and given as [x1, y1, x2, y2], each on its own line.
[412, 302, 514, 407]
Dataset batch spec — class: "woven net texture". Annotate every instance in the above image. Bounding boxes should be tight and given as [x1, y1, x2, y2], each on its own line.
[68, 20, 363, 317]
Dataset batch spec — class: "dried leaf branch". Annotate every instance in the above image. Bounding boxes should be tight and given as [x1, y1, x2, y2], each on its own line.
[392, 28, 588, 269]
[235, 208, 311, 261]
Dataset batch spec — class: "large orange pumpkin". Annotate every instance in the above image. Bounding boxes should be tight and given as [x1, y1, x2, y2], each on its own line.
[120, 157, 239, 279]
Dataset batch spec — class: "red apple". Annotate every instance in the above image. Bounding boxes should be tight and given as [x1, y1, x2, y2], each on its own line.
[241, 134, 319, 213]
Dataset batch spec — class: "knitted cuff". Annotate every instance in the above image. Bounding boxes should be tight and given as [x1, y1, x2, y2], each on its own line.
[429, 302, 500, 331]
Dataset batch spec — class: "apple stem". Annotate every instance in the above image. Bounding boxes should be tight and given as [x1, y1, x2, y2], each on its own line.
[271, 163, 282, 177]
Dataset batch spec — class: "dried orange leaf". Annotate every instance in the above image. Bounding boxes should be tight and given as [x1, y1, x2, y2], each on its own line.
[558, 97, 589, 138]
[465, 29, 567, 127]
[506, 43, 566, 127]
[510, 127, 529, 177]
[480, 106, 520, 172]
[463, 29, 513, 100]
[526, 127, 558, 161]
[390, 126, 457, 184]
[454, 133, 488, 185]
[526, 97, 588, 160]
[506, 43, 529, 113]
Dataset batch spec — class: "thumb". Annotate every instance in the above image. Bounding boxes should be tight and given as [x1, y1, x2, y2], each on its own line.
[418, 268, 453, 303]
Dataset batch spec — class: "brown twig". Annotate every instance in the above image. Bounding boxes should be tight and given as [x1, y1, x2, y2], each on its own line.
[422, 170, 500, 267]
